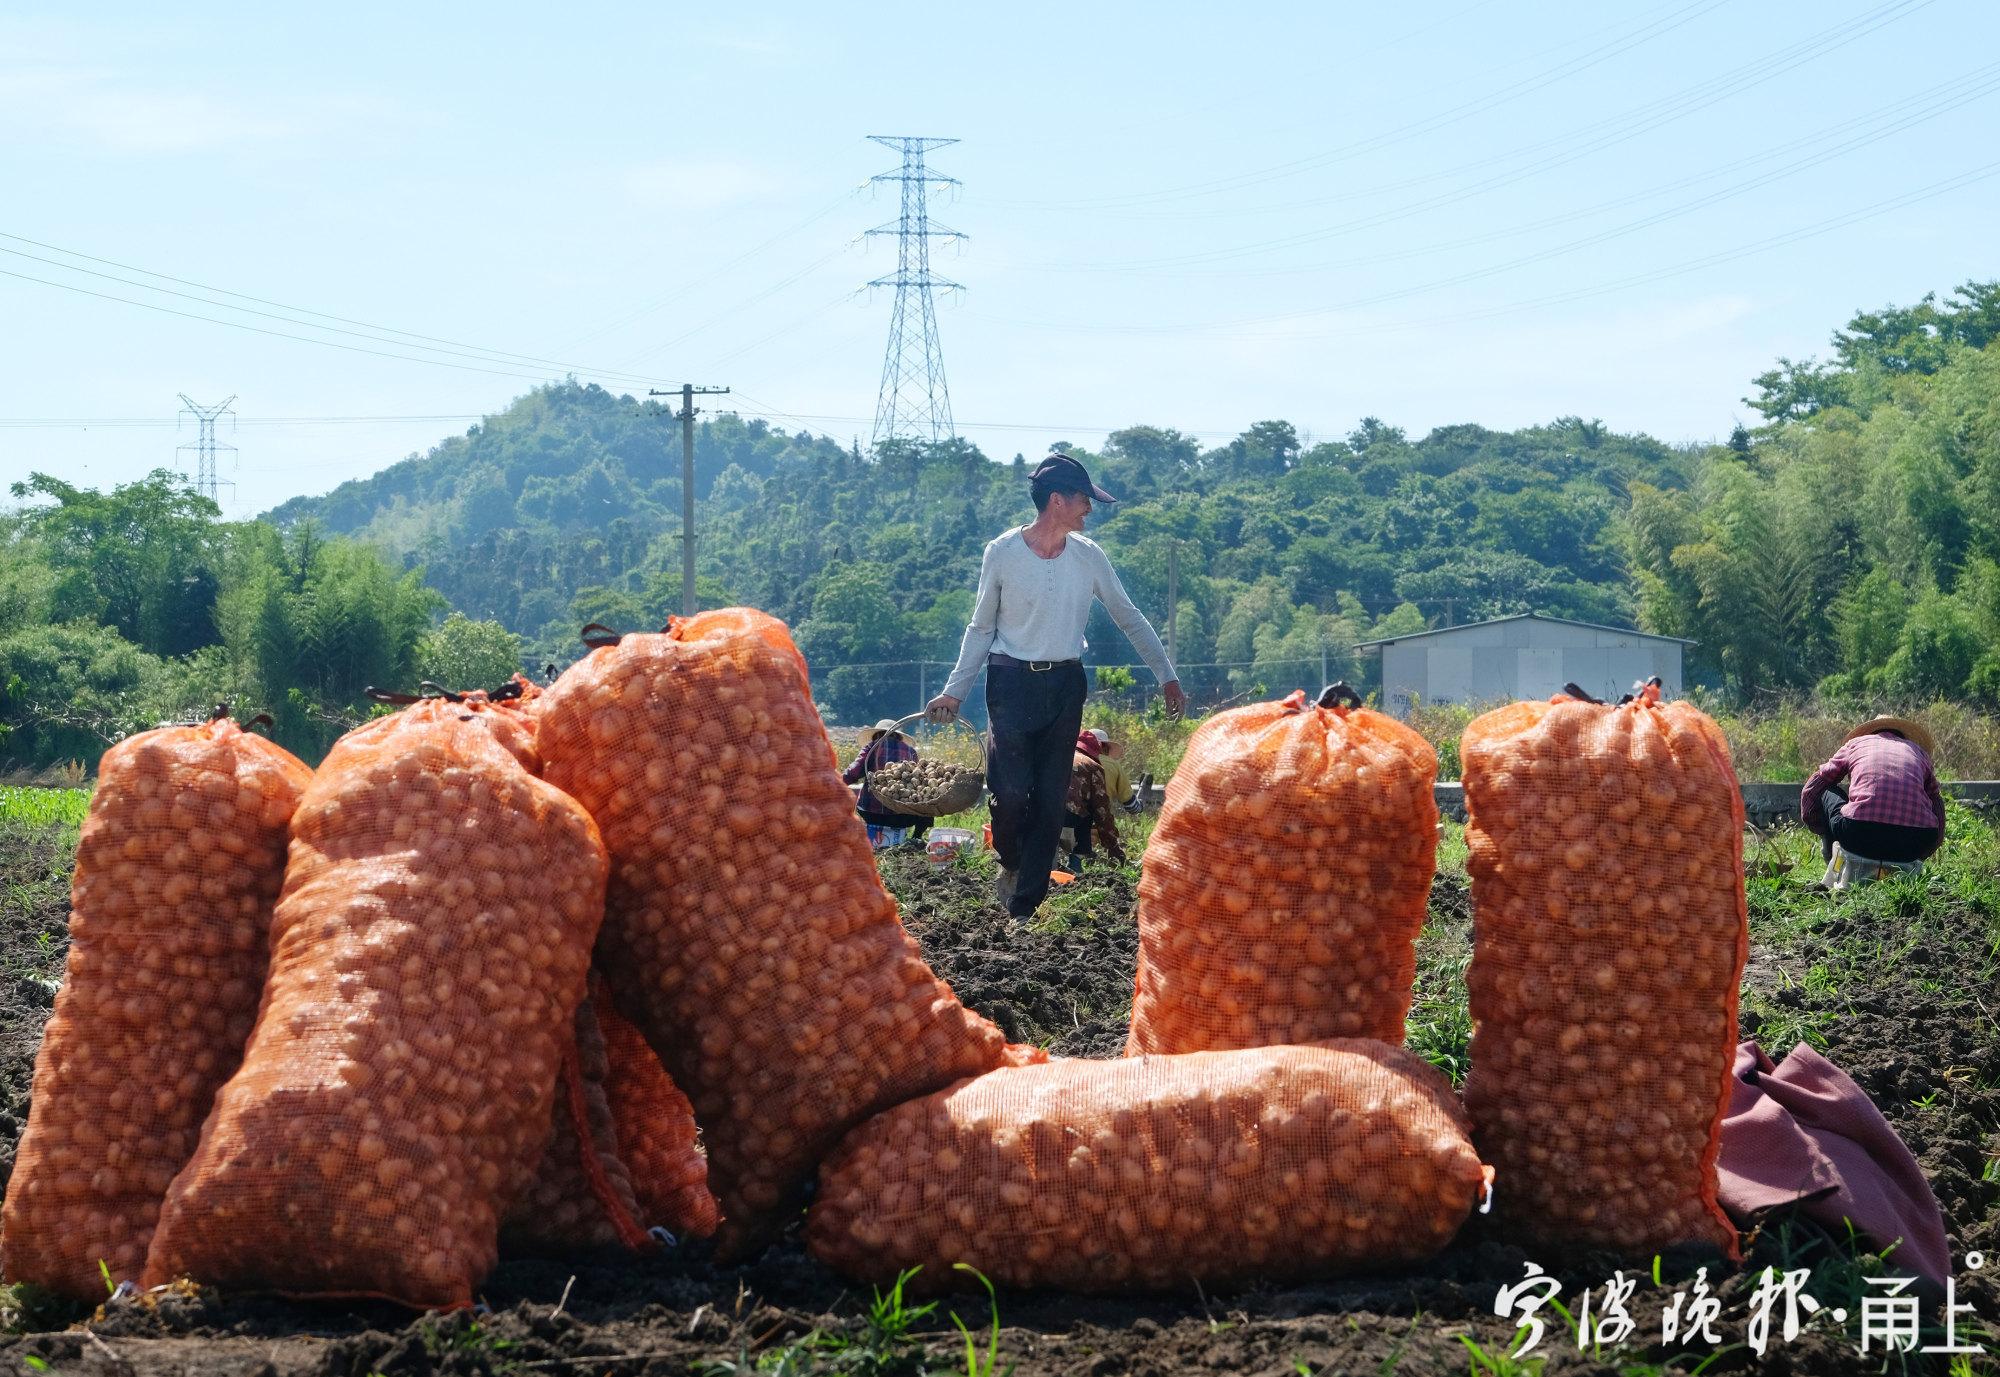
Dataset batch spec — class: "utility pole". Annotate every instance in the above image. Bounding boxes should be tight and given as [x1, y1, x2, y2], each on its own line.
[866, 135, 964, 445]
[649, 384, 730, 616]
[1166, 542, 1180, 667]
[176, 394, 237, 503]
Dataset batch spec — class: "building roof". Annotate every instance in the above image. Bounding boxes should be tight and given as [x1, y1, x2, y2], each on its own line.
[1352, 611, 1698, 651]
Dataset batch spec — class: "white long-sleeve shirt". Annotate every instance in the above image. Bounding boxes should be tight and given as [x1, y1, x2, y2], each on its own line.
[940, 528, 1177, 701]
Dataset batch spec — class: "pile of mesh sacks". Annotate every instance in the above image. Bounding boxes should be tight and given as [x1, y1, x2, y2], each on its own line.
[3, 616, 1745, 1306]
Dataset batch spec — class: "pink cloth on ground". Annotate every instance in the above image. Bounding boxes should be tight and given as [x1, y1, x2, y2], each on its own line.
[1716, 1040, 1951, 1284]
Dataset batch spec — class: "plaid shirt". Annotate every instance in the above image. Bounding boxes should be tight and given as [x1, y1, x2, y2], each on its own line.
[843, 735, 917, 816]
[1800, 733, 1945, 834]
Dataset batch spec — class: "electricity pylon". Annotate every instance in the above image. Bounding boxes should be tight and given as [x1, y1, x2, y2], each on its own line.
[866, 136, 963, 446]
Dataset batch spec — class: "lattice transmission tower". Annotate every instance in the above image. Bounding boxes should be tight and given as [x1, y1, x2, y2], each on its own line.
[866, 135, 964, 446]
[176, 394, 237, 503]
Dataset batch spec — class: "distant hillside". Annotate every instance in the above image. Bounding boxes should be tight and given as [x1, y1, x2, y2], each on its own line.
[269, 380, 1697, 721]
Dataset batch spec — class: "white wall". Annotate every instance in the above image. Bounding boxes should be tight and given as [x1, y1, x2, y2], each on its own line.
[1379, 619, 1684, 712]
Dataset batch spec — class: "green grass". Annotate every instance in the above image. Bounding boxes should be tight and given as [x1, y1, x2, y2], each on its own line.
[694, 1265, 1012, 1377]
[1738, 804, 2000, 1059]
[0, 788, 90, 830]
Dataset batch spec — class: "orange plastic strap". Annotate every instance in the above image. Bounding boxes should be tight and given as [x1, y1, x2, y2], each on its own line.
[558, 1047, 655, 1254]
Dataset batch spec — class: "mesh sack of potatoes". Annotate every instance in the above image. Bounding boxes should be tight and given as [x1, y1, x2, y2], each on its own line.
[1, 719, 311, 1301]
[500, 1000, 650, 1256]
[534, 608, 1023, 1255]
[595, 993, 718, 1240]
[1125, 689, 1439, 1056]
[1460, 685, 1745, 1258]
[141, 698, 608, 1307]
[808, 1040, 1486, 1292]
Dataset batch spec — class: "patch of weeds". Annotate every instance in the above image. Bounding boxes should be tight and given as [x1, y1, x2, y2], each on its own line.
[0, 1282, 77, 1336]
[946, 1264, 1015, 1377]
[1408, 947, 1473, 1085]
[420, 1316, 521, 1374]
[1756, 1214, 1944, 1360]
[1376, 1314, 1421, 1374]
[1458, 1326, 1544, 1375]
[862, 1266, 935, 1354]
[699, 1270, 943, 1377]
[699, 1337, 847, 1377]
[1434, 819, 1468, 874]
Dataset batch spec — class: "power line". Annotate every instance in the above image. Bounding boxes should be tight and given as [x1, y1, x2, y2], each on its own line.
[616, 242, 859, 369]
[0, 233, 684, 388]
[1002, 0, 1936, 274]
[551, 188, 864, 352]
[1033, 61, 2000, 283]
[0, 414, 487, 430]
[992, 63, 2000, 334]
[1023, 0, 1738, 213]
[0, 264, 671, 386]
[1211, 158, 2000, 345]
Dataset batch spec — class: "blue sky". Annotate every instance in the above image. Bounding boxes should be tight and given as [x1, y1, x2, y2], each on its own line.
[3, 0, 1997, 516]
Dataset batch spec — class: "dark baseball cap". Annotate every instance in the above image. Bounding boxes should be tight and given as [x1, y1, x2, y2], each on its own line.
[1030, 452, 1116, 503]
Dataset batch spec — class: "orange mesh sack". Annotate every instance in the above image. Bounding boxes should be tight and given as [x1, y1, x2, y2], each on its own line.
[141, 698, 608, 1308]
[1, 720, 310, 1301]
[809, 1040, 1485, 1292]
[534, 608, 1020, 1254]
[501, 1001, 650, 1256]
[1460, 686, 1746, 1257]
[595, 996, 718, 1241]
[1126, 689, 1439, 1055]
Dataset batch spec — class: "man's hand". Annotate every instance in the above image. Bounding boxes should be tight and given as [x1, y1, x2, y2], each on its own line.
[1161, 679, 1186, 719]
[925, 693, 962, 725]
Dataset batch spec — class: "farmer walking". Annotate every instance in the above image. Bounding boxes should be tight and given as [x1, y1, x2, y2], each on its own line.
[1799, 714, 1947, 867]
[926, 451, 1183, 917]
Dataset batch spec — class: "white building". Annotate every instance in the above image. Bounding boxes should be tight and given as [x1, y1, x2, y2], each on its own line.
[1354, 613, 1693, 713]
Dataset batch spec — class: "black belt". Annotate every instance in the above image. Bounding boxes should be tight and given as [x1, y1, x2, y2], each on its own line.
[989, 653, 1080, 672]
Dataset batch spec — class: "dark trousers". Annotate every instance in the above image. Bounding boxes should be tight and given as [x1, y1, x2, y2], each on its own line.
[1063, 809, 1093, 862]
[1816, 784, 1940, 864]
[986, 661, 1086, 916]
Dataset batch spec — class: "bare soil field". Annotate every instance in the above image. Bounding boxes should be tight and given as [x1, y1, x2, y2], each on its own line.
[0, 809, 1995, 1376]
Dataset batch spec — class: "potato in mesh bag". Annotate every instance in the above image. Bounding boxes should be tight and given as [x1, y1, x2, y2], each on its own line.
[595, 995, 717, 1240]
[809, 1040, 1486, 1292]
[534, 608, 1022, 1255]
[1126, 690, 1439, 1055]
[1461, 686, 1745, 1257]
[501, 1000, 650, 1257]
[1, 719, 311, 1300]
[141, 698, 607, 1307]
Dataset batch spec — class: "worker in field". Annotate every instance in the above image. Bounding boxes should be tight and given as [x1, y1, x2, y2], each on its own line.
[926, 450, 1183, 916]
[1062, 730, 1129, 870]
[842, 719, 930, 849]
[1799, 715, 1947, 868]
[1085, 727, 1143, 812]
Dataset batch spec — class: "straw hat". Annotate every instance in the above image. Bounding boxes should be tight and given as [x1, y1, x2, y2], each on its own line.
[862, 718, 906, 744]
[1845, 714, 1936, 757]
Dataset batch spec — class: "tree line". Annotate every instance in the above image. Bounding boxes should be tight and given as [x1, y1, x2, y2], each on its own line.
[0, 474, 523, 765]
[5, 280, 1995, 764]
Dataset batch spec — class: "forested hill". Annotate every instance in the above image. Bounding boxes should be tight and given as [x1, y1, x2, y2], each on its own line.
[4, 283, 1994, 768]
[266, 386, 1695, 720]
